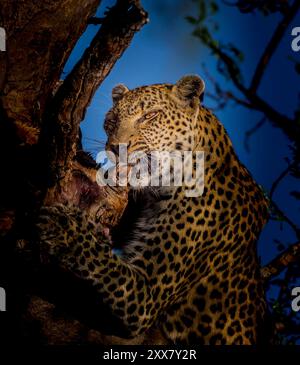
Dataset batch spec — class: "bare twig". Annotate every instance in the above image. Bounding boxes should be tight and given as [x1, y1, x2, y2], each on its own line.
[203, 66, 253, 110]
[250, 0, 300, 93]
[270, 199, 300, 240]
[244, 116, 266, 152]
[225, 91, 254, 109]
[270, 162, 294, 199]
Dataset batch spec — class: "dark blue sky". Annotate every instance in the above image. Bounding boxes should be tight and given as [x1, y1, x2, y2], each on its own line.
[63, 0, 300, 271]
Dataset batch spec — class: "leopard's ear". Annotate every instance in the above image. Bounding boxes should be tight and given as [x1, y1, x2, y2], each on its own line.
[112, 84, 129, 104]
[173, 75, 205, 104]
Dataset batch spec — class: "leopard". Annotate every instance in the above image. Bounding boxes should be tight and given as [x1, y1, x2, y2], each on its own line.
[37, 75, 269, 345]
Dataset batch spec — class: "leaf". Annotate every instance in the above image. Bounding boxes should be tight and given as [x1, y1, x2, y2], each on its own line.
[198, 0, 207, 22]
[193, 26, 214, 47]
[272, 300, 283, 314]
[209, 1, 219, 15]
[186, 16, 198, 25]
[227, 44, 244, 62]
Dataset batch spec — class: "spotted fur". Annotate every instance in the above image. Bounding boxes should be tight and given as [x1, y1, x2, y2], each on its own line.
[38, 75, 269, 344]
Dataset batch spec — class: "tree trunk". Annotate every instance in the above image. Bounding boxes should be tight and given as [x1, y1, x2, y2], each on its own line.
[0, 0, 156, 345]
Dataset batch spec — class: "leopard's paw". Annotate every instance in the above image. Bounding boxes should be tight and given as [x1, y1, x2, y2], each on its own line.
[36, 204, 78, 258]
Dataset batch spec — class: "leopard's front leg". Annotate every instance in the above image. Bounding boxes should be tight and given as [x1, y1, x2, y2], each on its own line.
[36, 204, 154, 337]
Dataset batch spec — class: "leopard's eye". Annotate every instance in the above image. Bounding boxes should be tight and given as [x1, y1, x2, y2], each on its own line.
[136, 110, 160, 125]
[144, 111, 159, 120]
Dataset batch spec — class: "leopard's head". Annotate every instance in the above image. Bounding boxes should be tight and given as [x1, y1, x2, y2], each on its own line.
[104, 75, 205, 157]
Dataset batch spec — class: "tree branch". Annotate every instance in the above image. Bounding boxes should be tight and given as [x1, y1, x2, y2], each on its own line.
[202, 65, 254, 110]
[250, 0, 300, 93]
[244, 116, 266, 152]
[270, 198, 300, 240]
[209, 41, 246, 94]
[40, 0, 148, 183]
[261, 241, 300, 281]
[270, 161, 294, 199]
[204, 27, 300, 145]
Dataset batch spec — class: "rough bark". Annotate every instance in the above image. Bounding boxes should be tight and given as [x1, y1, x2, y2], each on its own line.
[0, 0, 101, 134]
[0, 0, 150, 345]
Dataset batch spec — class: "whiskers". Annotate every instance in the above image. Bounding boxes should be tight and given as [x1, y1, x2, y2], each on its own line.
[82, 137, 107, 158]
[83, 136, 106, 147]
